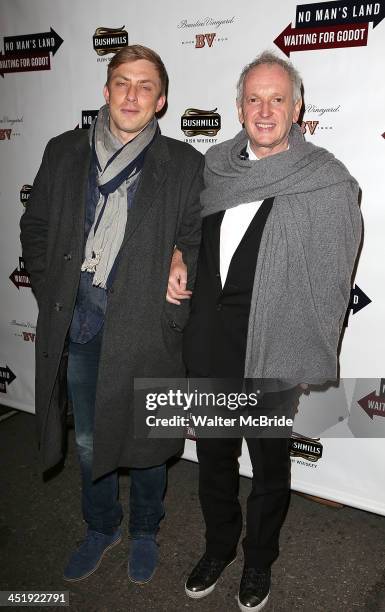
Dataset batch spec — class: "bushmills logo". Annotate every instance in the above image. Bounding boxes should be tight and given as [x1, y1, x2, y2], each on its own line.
[290, 433, 323, 462]
[20, 184, 32, 206]
[274, 0, 383, 56]
[93, 26, 128, 56]
[9, 257, 31, 290]
[181, 108, 222, 145]
[0, 27, 63, 77]
[181, 108, 221, 137]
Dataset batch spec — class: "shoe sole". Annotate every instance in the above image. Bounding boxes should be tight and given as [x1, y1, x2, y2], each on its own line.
[185, 557, 236, 599]
[63, 534, 122, 582]
[237, 590, 270, 612]
[128, 565, 157, 585]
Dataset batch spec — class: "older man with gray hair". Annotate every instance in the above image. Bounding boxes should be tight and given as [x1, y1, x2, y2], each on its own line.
[182, 51, 361, 610]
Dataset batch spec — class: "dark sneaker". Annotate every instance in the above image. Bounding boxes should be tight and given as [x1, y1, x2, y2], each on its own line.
[185, 553, 236, 599]
[128, 536, 159, 584]
[237, 567, 271, 611]
[63, 528, 122, 582]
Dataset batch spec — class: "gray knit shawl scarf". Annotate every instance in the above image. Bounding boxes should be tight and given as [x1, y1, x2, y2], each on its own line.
[202, 124, 362, 383]
[82, 105, 157, 288]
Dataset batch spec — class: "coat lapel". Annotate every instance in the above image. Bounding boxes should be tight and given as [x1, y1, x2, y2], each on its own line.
[204, 211, 224, 275]
[119, 135, 169, 249]
[70, 134, 91, 255]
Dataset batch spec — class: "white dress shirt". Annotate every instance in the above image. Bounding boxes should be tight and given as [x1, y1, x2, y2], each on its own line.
[219, 143, 262, 287]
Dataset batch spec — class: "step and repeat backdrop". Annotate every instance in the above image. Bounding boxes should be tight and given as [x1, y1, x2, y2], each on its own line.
[1, 0, 384, 514]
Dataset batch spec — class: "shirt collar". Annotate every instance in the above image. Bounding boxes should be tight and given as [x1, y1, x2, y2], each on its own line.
[246, 141, 259, 160]
[246, 141, 290, 161]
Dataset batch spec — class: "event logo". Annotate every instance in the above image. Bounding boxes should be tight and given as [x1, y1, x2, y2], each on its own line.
[20, 184, 32, 206]
[178, 15, 235, 47]
[81, 110, 98, 129]
[301, 104, 341, 136]
[74, 110, 98, 130]
[301, 120, 320, 135]
[349, 284, 372, 314]
[290, 432, 323, 462]
[9, 257, 31, 290]
[21, 331, 36, 342]
[305, 103, 341, 116]
[0, 115, 23, 140]
[301, 102, 341, 135]
[274, 1, 384, 56]
[0, 365, 16, 394]
[181, 108, 221, 136]
[0, 27, 63, 77]
[93, 26, 128, 57]
[10, 319, 36, 342]
[344, 284, 372, 325]
[195, 33, 216, 48]
[0, 128, 12, 140]
[357, 378, 385, 420]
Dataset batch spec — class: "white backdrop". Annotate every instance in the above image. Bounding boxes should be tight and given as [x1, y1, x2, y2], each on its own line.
[1, 0, 384, 514]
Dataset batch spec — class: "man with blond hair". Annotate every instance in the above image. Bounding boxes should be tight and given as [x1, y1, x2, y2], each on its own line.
[21, 44, 202, 584]
[183, 51, 361, 610]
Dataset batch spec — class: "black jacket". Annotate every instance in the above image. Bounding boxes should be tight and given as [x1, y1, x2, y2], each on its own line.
[20, 128, 203, 478]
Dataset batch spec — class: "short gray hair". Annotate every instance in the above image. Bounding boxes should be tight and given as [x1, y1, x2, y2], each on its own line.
[236, 50, 302, 104]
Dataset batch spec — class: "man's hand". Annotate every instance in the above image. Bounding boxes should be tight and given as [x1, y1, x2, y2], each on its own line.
[166, 248, 192, 305]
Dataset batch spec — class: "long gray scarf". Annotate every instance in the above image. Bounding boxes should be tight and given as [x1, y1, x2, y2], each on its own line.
[202, 124, 362, 383]
[81, 105, 157, 288]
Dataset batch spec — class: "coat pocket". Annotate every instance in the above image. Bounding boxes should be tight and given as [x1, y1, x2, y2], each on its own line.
[161, 300, 191, 354]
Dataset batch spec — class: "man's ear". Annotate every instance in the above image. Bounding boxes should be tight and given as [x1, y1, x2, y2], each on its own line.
[293, 98, 302, 123]
[237, 100, 244, 125]
[156, 94, 166, 114]
[103, 84, 110, 105]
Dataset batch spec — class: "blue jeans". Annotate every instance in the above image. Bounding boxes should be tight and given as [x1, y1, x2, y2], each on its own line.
[67, 329, 166, 536]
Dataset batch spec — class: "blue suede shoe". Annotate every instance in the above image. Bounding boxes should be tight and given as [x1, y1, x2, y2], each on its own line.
[128, 536, 159, 584]
[63, 528, 122, 581]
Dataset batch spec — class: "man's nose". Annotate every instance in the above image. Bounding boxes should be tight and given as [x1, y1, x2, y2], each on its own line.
[259, 101, 272, 117]
[125, 84, 138, 101]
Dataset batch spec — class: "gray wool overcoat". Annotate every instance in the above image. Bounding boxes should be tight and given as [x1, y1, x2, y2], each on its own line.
[20, 129, 204, 479]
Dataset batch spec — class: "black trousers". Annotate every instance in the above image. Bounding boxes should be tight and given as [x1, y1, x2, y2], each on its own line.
[196, 435, 291, 569]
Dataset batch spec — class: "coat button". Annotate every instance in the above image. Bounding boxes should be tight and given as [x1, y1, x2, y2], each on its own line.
[169, 320, 182, 331]
[54, 302, 63, 312]
[216, 272, 220, 279]
[216, 304, 223, 311]
[63, 253, 72, 261]
[42, 351, 48, 358]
